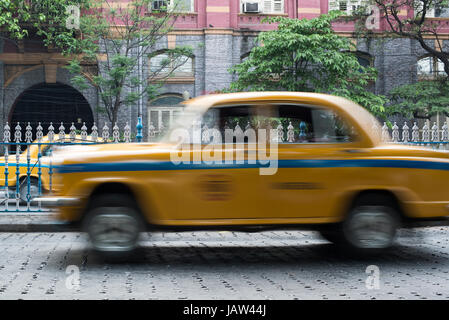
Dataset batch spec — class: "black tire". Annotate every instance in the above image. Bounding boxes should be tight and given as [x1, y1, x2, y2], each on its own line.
[321, 194, 400, 254]
[19, 178, 40, 202]
[82, 194, 145, 261]
[318, 224, 344, 244]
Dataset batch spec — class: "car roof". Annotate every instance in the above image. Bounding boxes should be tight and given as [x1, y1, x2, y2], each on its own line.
[185, 92, 362, 113]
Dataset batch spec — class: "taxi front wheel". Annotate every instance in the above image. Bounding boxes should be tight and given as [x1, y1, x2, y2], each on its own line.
[83, 194, 144, 260]
[19, 178, 39, 202]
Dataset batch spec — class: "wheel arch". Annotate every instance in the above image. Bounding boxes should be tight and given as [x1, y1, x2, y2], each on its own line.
[82, 181, 155, 224]
[341, 189, 407, 221]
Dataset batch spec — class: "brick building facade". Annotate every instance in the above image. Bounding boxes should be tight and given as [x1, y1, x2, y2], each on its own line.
[0, 0, 446, 139]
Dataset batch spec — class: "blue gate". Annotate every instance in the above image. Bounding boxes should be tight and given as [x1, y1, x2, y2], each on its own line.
[0, 121, 138, 212]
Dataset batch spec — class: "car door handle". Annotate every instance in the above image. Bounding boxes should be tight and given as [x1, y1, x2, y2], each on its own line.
[341, 149, 364, 153]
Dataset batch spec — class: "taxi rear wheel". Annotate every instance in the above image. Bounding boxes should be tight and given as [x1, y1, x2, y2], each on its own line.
[320, 194, 400, 253]
[83, 194, 144, 260]
[342, 205, 399, 252]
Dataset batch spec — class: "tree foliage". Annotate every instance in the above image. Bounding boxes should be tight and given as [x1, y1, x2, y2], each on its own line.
[229, 12, 386, 116]
[355, 0, 449, 75]
[388, 79, 449, 118]
[0, 0, 89, 45]
[1, 0, 193, 126]
[346, 0, 449, 118]
[348, 0, 449, 76]
[65, 0, 193, 126]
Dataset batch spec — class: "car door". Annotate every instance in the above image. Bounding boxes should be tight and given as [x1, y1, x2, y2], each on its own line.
[162, 104, 264, 221]
[256, 103, 361, 220]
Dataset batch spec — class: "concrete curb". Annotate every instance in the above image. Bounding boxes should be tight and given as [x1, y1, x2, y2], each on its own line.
[0, 213, 78, 232]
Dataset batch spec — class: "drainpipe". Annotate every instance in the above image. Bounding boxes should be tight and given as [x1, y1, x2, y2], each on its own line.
[295, 0, 298, 19]
[136, 37, 143, 143]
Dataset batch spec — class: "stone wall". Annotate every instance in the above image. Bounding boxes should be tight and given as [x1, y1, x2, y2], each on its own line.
[0, 34, 443, 141]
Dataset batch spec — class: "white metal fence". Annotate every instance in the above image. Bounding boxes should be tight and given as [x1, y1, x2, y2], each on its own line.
[379, 121, 449, 150]
[0, 118, 447, 213]
[149, 118, 449, 148]
[0, 121, 134, 213]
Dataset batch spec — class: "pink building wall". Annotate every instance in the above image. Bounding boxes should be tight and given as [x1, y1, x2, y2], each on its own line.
[166, 0, 449, 34]
[169, 0, 356, 31]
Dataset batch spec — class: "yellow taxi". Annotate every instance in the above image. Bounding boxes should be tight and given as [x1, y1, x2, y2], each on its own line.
[0, 136, 94, 200]
[38, 92, 449, 258]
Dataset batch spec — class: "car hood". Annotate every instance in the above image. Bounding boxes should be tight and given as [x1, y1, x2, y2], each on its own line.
[52, 142, 177, 165]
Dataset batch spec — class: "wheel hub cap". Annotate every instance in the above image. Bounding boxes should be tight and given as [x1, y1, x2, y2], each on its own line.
[345, 208, 396, 249]
[88, 212, 140, 252]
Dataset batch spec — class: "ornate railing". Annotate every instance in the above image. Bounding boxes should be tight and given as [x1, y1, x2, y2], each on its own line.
[0, 121, 134, 213]
[1, 118, 448, 213]
[149, 119, 449, 147]
[379, 121, 449, 150]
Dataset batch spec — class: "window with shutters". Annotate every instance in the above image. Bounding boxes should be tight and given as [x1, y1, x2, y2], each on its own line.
[240, 0, 284, 14]
[434, 6, 449, 17]
[415, 3, 449, 18]
[150, 0, 194, 12]
[149, 95, 185, 135]
[329, 0, 367, 14]
[150, 52, 194, 78]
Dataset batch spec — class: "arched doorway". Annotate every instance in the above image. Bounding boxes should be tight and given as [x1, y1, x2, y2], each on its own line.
[10, 83, 94, 135]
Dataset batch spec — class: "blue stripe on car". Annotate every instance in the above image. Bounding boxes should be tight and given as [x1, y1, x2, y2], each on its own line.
[0, 163, 50, 168]
[55, 159, 449, 173]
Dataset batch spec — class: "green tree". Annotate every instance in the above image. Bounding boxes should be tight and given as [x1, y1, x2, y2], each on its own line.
[229, 12, 386, 116]
[342, 0, 449, 118]
[0, 0, 193, 127]
[344, 0, 449, 76]
[0, 0, 89, 45]
[66, 0, 193, 126]
[388, 79, 449, 119]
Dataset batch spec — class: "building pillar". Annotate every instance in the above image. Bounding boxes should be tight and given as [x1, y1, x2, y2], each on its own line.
[206, 0, 231, 28]
[204, 31, 234, 93]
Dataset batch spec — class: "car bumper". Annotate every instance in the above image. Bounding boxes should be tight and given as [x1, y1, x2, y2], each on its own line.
[33, 197, 80, 207]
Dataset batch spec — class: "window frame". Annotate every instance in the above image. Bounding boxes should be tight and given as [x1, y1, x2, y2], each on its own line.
[415, 2, 449, 18]
[150, 0, 195, 13]
[417, 55, 446, 79]
[240, 0, 285, 14]
[148, 97, 185, 134]
[149, 52, 195, 78]
[329, 0, 367, 15]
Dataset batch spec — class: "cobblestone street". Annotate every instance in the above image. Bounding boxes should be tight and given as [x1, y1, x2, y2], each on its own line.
[0, 217, 448, 300]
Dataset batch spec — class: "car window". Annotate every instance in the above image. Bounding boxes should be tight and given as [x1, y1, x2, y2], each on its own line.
[201, 105, 256, 144]
[273, 104, 354, 143]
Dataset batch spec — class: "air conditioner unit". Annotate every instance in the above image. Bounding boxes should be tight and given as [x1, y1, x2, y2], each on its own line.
[243, 2, 260, 13]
